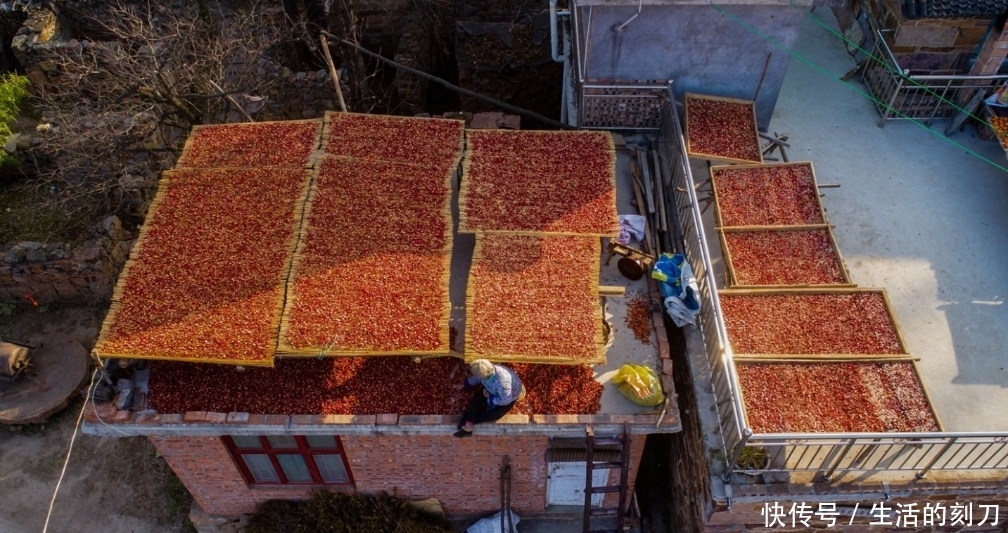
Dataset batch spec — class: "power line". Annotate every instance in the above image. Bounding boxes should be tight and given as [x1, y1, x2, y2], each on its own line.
[712, 4, 1008, 174]
[798, 4, 1002, 133]
[41, 367, 99, 533]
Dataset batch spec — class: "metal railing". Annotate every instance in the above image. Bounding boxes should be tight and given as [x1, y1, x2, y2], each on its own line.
[656, 83, 1008, 483]
[863, 29, 1008, 127]
[657, 82, 748, 468]
[580, 83, 665, 130]
[746, 432, 1008, 480]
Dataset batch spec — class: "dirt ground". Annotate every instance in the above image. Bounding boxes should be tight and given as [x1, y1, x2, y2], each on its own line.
[0, 304, 194, 533]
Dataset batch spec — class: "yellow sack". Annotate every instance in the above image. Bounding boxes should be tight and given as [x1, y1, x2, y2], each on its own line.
[612, 364, 664, 407]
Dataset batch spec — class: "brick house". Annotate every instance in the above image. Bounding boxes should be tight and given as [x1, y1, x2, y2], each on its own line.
[81, 112, 683, 523]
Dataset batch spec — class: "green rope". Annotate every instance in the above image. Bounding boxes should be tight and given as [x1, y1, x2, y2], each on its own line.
[712, 4, 1008, 174]
[798, 4, 1002, 131]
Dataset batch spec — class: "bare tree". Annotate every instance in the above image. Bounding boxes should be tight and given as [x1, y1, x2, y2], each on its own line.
[22, 0, 298, 234]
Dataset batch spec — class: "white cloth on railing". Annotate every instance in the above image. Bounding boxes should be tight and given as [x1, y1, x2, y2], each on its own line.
[616, 214, 646, 245]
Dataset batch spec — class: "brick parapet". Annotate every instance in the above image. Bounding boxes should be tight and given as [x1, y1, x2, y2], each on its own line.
[83, 406, 681, 437]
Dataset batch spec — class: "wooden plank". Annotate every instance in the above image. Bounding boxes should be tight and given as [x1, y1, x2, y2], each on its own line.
[728, 283, 858, 290]
[824, 224, 854, 285]
[720, 286, 886, 296]
[718, 224, 832, 232]
[908, 359, 945, 431]
[599, 285, 626, 296]
[707, 164, 726, 229]
[652, 150, 668, 233]
[630, 164, 654, 254]
[716, 228, 738, 287]
[637, 148, 655, 215]
[733, 353, 916, 362]
[880, 289, 912, 358]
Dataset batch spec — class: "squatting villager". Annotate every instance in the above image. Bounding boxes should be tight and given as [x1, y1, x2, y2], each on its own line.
[454, 359, 524, 438]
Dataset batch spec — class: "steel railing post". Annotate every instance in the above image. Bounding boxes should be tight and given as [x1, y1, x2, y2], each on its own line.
[880, 75, 904, 127]
[723, 428, 753, 481]
[917, 437, 957, 479]
[822, 438, 857, 481]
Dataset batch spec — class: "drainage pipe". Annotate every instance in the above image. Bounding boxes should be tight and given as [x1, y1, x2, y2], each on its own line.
[549, 0, 569, 63]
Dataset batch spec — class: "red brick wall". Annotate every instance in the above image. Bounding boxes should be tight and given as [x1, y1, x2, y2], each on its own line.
[603, 433, 646, 509]
[149, 436, 315, 516]
[151, 433, 647, 518]
[341, 435, 550, 515]
[151, 434, 553, 518]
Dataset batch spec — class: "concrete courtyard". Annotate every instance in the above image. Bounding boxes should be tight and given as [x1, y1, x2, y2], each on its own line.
[705, 6, 1008, 432]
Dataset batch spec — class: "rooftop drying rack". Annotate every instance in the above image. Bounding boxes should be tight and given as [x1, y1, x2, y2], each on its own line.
[658, 82, 1008, 481]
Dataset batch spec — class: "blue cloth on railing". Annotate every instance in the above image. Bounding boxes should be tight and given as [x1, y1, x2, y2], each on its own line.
[652, 253, 699, 327]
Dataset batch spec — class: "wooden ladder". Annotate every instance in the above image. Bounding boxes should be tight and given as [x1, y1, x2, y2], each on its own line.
[582, 423, 630, 533]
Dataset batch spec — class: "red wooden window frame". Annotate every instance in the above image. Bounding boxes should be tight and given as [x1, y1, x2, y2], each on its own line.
[222, 435, 355, 487]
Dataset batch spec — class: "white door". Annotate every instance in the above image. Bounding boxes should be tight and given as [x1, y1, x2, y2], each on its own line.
[546, 462, 609, 507]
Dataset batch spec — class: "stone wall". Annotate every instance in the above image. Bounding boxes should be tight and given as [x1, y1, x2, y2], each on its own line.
[394, 16, 433, 115]
[0, 216, 132, 305]
[455, 15, 562, 123]
[254, 66, 341, 121]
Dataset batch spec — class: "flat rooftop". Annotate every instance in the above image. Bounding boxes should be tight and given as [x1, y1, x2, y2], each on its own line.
[83, 128, 680, 436]
[701, 9, 1008, 433]
[450, 148, 662, 417]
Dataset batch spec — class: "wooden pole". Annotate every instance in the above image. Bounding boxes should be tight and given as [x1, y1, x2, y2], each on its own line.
[319, 35, 348, 113]
[208, 80, 254, 122]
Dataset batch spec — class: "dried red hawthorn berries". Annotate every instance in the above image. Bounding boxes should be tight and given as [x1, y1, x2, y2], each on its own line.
[712, 163, 825, 226]
[460, 130, 619, 235]
[283, 157, 453, 354]
[625, 292, 652, 345]
[324, 112, 465, 167]
[736, 362, 938, 433]
[685, 95, 761, 163]
[178, 121, 321, 168]
[720, 292, 903, 355]
[96, 167, 310, 364]
[147, 358, 602, 415]
[991, 116, 1008, 150]
[723, 229, 845, 285]
[467, 235, 603, 362]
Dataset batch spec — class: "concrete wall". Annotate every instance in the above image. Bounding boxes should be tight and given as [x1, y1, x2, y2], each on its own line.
[581, 4, 805, 128]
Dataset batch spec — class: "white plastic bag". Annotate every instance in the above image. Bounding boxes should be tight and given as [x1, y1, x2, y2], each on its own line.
[466, 510, 520, 533]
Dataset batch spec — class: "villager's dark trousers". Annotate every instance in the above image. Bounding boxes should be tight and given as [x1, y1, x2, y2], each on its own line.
[462, 387, 516, 425]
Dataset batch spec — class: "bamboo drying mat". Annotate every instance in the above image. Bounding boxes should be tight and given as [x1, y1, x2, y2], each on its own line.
[275, 155, 454, 357]
[734, 357, 944, 432]
[94, 167, 313, 366]
[458, 130, 619, 236]
[717, 224, 854, 288]
[709, 161, 829, 229]
[719, 287, 911, 357]
[321, 111, 466, 165]
[684, 93, 763, 165]
[176, 119, 323, 170]
[463, 234, 607, 365]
